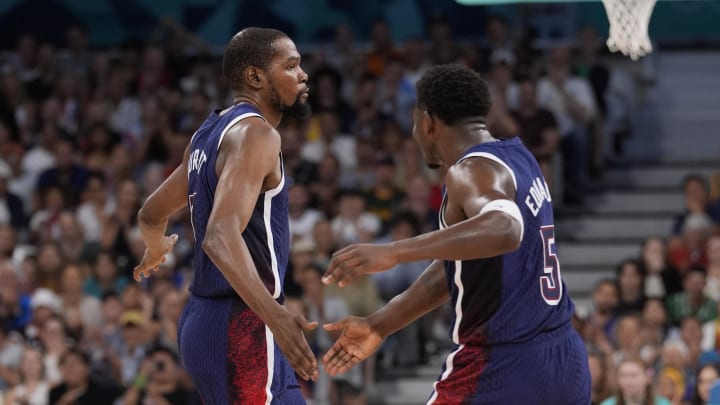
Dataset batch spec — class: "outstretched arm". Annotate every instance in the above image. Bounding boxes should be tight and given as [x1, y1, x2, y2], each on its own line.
[134, 145, 190, 280]
[323, 260, 448, 375]
[201, 119, 318, 381]
[323, 157, 523, 287]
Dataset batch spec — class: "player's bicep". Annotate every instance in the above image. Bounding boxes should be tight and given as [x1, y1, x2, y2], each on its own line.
[447, 159, 523, 238]
[208, 125, 280, 231]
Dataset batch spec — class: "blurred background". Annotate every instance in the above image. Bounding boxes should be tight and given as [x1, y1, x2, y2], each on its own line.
[0, 0, 718, 404]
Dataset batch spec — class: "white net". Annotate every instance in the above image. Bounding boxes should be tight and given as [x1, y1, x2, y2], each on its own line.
[601, 0, 658, 60]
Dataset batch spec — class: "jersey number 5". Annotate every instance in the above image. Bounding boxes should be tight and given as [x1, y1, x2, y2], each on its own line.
[540, 225, 563, 305]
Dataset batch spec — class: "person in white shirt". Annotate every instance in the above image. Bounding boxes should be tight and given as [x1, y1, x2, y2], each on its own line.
[538, 47, 597, 205]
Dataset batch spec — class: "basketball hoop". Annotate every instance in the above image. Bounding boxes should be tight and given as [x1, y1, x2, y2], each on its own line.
[601, 0, 658, 60]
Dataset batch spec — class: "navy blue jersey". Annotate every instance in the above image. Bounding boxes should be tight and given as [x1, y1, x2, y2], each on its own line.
[186, 103, 289, 300]
[439, 136, 574, 346]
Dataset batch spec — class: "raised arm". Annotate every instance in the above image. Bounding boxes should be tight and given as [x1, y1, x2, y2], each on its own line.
[134, 145, 190, 280]
[323, 260, 448, 375]
[323, 157, 523, 287]
[200, 119, 318, 381]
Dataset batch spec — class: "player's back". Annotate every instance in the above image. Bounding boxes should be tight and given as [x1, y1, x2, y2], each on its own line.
[185, 103, 289, 300]
[440, 136, 573, 346]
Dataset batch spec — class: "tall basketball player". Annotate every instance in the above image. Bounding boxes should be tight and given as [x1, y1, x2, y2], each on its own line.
[321, 64, 591, 404]
[133, 28, 316, 404]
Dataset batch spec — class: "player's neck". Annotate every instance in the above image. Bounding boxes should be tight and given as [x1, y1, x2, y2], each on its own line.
[232, 94, 283, 128]
[439, 123, 497, 166]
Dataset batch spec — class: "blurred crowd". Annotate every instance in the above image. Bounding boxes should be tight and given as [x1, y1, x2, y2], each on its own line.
[0, 14, 717, 405]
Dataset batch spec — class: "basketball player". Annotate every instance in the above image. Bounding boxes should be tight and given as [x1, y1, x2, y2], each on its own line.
[321, 64, 591, 404]
[133, 28, 316, 404]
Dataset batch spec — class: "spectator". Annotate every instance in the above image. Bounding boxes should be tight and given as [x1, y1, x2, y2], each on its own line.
[616, 258, 646, 315]
[365, 20, 401, 77]
[427, 15, 460, 66]
[365, 154, 404, 226]
[121, 345, 194, 405]
[588, 350, 614, 405]
[24, 290, 61, 342]
[29, 187, 66, 244]
[312, 219, 337, 265]
[36, 137, 89, 208]
[307, 66, 354, 132]
[641, 236, 682, 299]
[5, 345, 50, 405]
[587, 279, 619, 347]
[330, 189, 381, 247]
[38, 317, 69, 386]
[0, 264, 31, 334]
[656, 366, 686, 405]
[75, 172, 114, 244]
[485, 51, 520, 139]
[0, 160, 25, 229]
[375, 59, 416, 132]
[600, 356, 671, 405]
[690, 364, 720, 405]
[298, 263, 354, 404]
[371, 212, 428, 302]
[149, 289, 184, 354]
[101, 179, 141, 278]
[704, 235, 720, 300]
[0, 326, 22, 391]
[700, 300, 720, 352]
[666, 267, 717, 326]
[673, 175, 720, 235]
[511, 75, 561, 189]
[288, 183, 323, 244]
[675, 316, 704, 371]
[58, 263, 102, 339]
[538, 46, 597, 205]
[278, 121, 317, 186]
[640, 298, 668, 365]
[401, 38, 429, 86]
[399, 174, 436, 232]
[309, 154, 342, 218]
[56, 212, 97, 263]
[669, 213, 712, 273]
[613, 314, 643, 366]
[112, 311, 148, 387]
[83, 250, 129, 299]
[48, 347, 123, 405]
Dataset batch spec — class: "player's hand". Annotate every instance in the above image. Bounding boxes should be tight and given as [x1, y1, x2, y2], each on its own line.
[133, 234, 178, 282]
[322, 316, 384, 376]
[323, 243, 398, 287]
[268, 308, 319, 382]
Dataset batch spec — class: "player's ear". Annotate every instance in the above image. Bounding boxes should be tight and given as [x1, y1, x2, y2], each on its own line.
[422, 110, 435, 138]
[245, 67, 265, 90]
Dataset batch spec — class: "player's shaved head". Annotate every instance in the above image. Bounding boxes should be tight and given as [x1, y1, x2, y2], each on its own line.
[223, 27, 289, 91]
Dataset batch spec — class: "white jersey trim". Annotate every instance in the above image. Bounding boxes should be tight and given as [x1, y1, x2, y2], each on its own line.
[264, 326, 275, 404]
[459, 151, 517, 191]
[426, 344, 465, 405]
[263, 164, 285, 299]
[480, 199, 525, 241]
[216, 112, 264, 150]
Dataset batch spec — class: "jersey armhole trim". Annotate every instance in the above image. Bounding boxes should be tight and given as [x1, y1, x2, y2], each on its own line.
[216, 112, 264, 151]
[458, 151, 517, 191]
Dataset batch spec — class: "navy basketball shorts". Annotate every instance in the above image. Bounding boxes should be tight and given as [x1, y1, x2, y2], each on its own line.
[426, 323, 591, 405]
[177, 294, 306, 404]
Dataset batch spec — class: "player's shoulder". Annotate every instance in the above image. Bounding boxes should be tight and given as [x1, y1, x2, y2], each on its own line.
[448, 152, 509, 185]
[221, 116, 280, 153]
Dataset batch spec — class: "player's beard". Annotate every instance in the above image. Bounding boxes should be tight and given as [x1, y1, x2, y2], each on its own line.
[269, 83, 311, 119]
